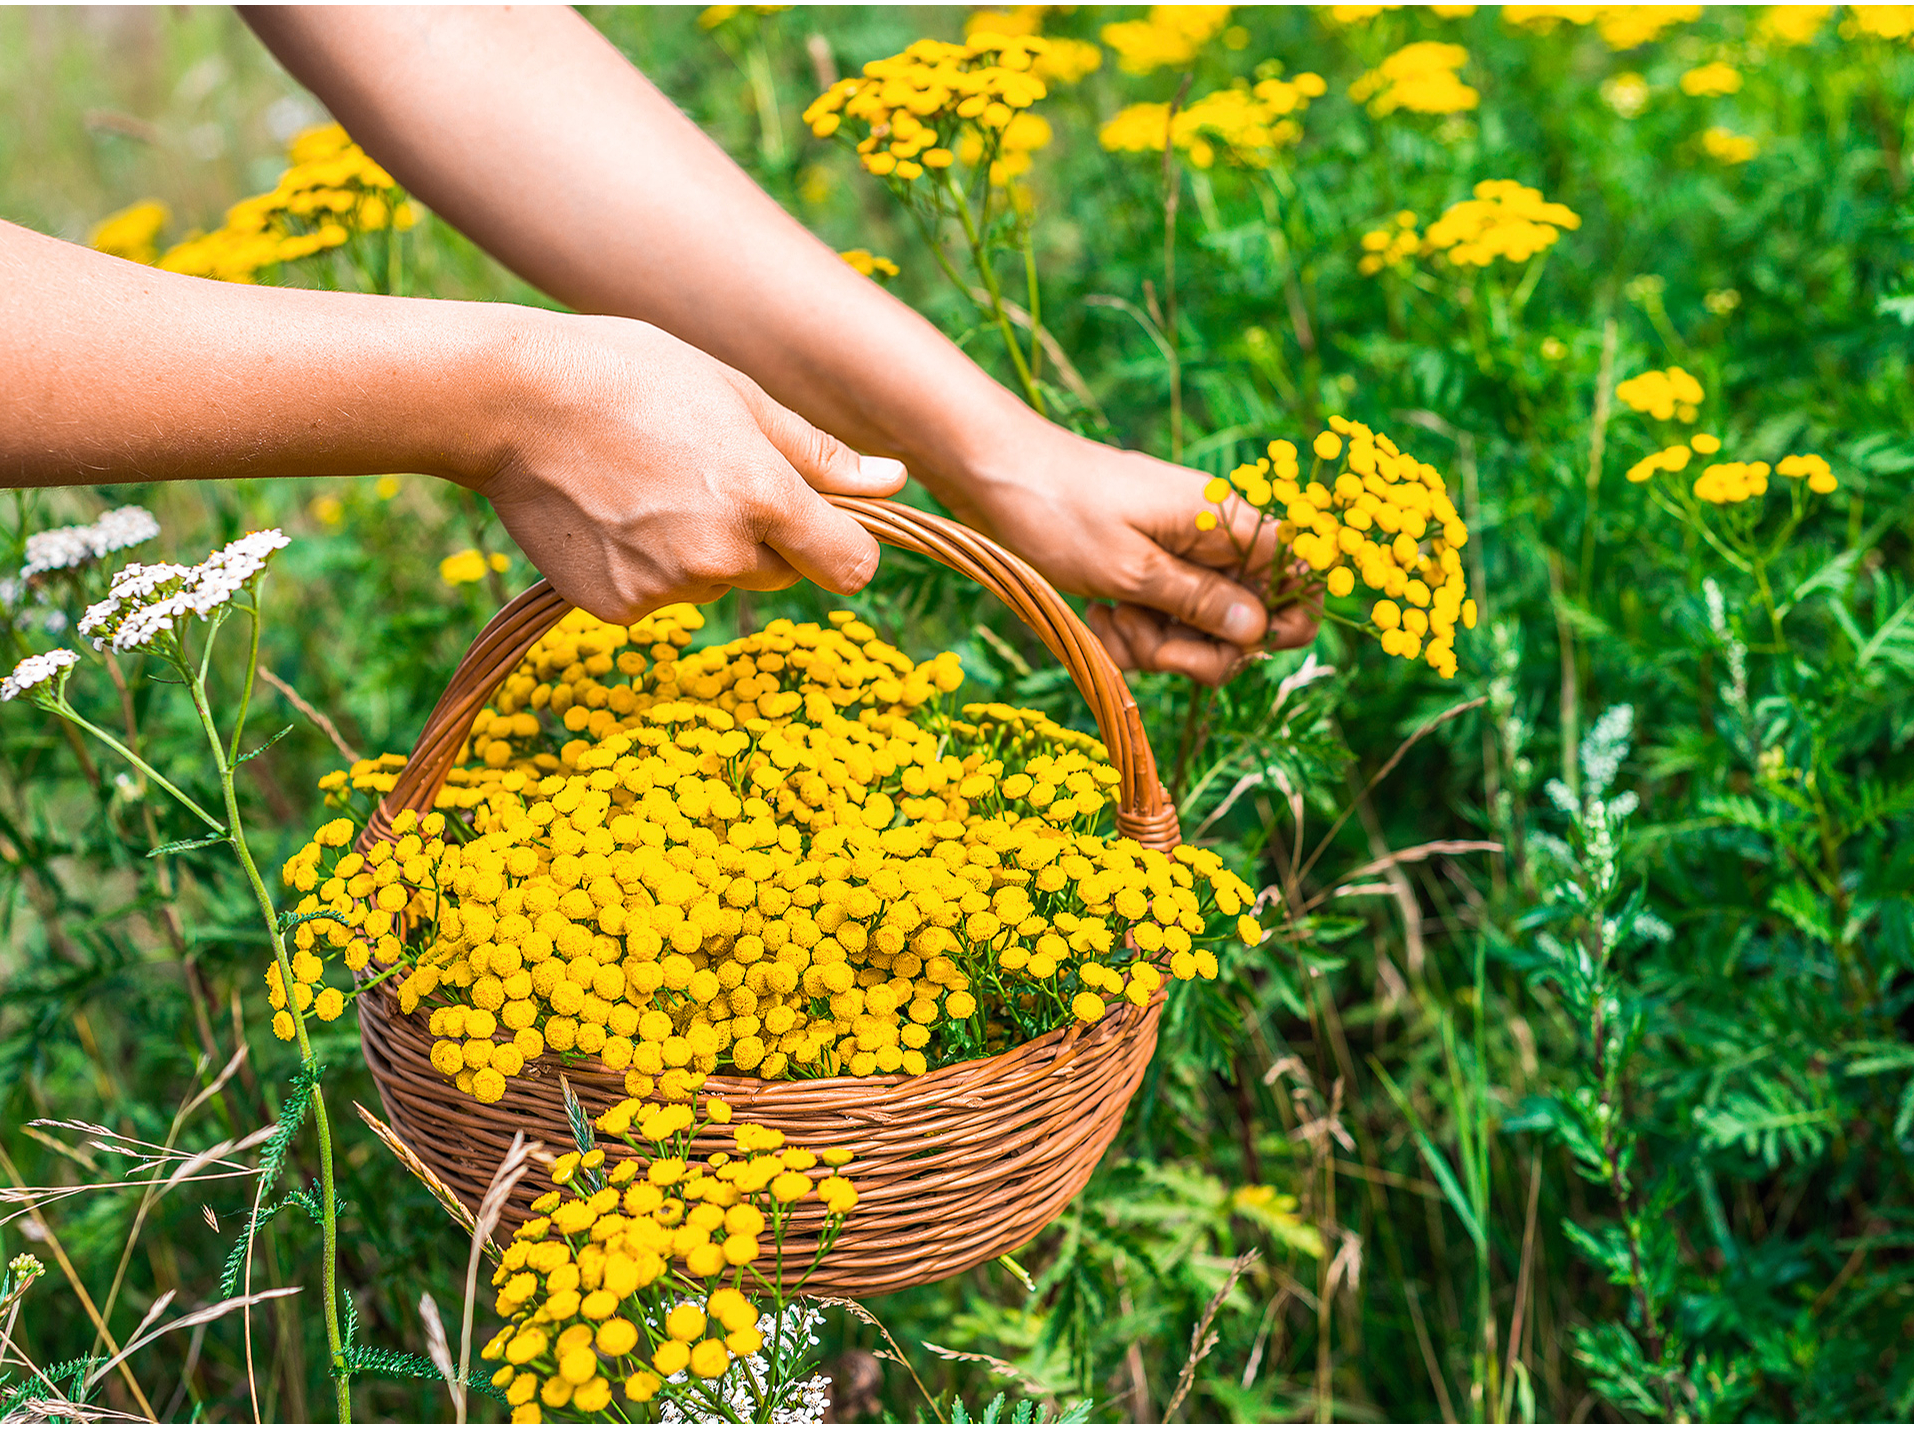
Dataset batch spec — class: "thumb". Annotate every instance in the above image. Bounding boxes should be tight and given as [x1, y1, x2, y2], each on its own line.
[753, 480, 887, 597]
[730, 378, 908, 497]
[1132, 546, 1270, 649]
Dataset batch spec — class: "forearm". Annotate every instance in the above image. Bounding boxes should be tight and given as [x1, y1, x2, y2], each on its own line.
[0, 219, 523, 489]
[240, 4, 1036, 504]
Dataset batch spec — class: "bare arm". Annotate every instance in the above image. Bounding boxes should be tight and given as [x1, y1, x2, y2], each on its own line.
[0, 219, 904, 619]
[242, 5, 1312, 682]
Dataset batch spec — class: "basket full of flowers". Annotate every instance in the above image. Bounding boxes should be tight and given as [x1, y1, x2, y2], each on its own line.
[281, 498, 1260, 1295]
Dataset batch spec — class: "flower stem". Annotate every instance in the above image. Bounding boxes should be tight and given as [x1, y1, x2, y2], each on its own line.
[48, 700, 226, 834]
[1161, 75, 1193, 465]
[186, 662, 351, 1421]
[943, 174, 1046, 414]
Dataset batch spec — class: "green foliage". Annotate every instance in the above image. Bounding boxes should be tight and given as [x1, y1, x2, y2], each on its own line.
[953, 1389, 1095, 1424]
[4, 3, 1914, 1423]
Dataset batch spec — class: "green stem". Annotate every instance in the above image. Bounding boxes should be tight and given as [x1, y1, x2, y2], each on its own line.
[944, 173, 1046, 413]
[48, 699, 226, 834]
[228, 602, 262, 767]
[186, 664, 350, 1421]
[1161, 79, 1190, 465]
[1752, 565, 1785, 650]
[1021, 226, 1044, 388]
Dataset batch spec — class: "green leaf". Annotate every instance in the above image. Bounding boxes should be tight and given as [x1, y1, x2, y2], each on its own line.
[1857, 594, 1914, 672]
[147, 832, 227, 858]
[276, 907, 348, 935]
[236, 724, 296, 765]
[1370, 1059, 1486, 1252]
[1770, 881, 1834, 945]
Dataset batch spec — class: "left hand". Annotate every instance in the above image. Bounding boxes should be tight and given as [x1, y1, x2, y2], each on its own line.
[940, 423, 1321, 686]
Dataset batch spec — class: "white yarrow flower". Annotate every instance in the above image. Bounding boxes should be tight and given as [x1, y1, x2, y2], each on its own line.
[19, 506, 160, 581]
[1, 649, 79, 703]
[658, 1304, 830, 1424]
[79, 532, 288, 653]
[91, 505, 162, 554]
[20, 527, 97, 579]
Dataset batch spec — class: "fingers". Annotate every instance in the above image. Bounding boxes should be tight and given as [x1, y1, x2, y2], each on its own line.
[716, 380, 902, 595]
[1176, 498, 1285, 580]
[1092, 602, 1244, 687]
[1129, 545, 1271, 649]
[729, 378, 908, 497]
[1265, 602, 1321, 652]
[746, 476, 885, 596]
[1089, 595, 1321, 685]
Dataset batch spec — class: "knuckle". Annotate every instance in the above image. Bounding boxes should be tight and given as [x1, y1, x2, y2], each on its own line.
[792, 423, 847, 479]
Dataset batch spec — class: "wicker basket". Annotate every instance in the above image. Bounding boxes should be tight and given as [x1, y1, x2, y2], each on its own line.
[356, 497, 1183, 1295]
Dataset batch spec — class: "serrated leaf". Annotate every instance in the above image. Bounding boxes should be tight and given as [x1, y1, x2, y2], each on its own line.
[147, 832, 227, 858]
[1858, 594, 1914, 672]
[237, 724, 296, 765]
[1770, 881, 1834, 944]
[276, 907, 347, 935]
[1785, 548, 1859, 609]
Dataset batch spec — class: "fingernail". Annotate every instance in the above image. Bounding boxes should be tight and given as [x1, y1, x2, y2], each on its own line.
[1222, 602, 1265, 646]
[858, 455, 907, 485]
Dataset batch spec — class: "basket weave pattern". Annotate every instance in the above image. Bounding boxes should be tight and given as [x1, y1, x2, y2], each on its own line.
[356, 498, 1182, 1294]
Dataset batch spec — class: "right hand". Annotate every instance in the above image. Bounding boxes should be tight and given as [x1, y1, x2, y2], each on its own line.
[471, 312, 907, 622]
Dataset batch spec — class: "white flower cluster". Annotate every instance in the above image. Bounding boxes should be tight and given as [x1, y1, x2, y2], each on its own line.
[1, 649, 79, 703]
[77, 531, 289, 654]
[658, 1304, 831, 1425]
[19, 506, 161, 581]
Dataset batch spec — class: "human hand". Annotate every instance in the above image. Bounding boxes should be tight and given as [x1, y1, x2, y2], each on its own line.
[941, 423, 1320, 686]
[473, 313, 907, 623]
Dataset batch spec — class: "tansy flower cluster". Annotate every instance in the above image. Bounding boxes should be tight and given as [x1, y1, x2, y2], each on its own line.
[441, 550, 513, 587]
[482, 1100, 856, 1423]
[133, 123, 414, 285]
[1616, 367, 1704, 423]
[1616, 368, 1839, 509]
[803, 32, 1073, 189]
[1099, 73, 1326, 170]
[1099, 5, 1232, 75]
[1196, 417, 1476, 679]
[1680, 61, 1742, 97]
[1349, 42, 1479, 117]
[1503, 6, 1700, 49]
[279, 607, 1258, 1105]
[1421, 181, 1581, 266]
[964, 8, 1103, 85]
[1357, 211, 1421, 276]
[837, 248, 899, 279]
[1627, 438, 1838, 506]
[88, 201, 171, 266]
[1701, 127, 1759, 164]
[1844, 6, 1914, 41]
[1758, 6, 1830, 45]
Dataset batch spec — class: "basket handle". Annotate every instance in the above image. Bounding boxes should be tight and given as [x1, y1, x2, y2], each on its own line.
[361, 496, 1180, 851]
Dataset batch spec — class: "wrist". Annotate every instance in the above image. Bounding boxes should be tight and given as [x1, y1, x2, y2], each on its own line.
[425, 301, 569, 494]
[899, 397, 1082, 525]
